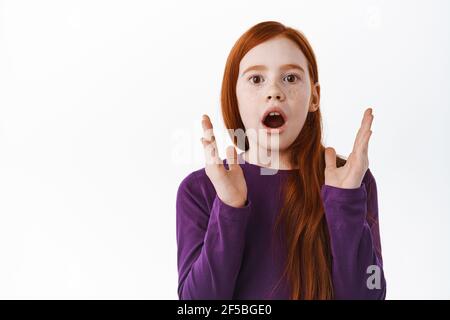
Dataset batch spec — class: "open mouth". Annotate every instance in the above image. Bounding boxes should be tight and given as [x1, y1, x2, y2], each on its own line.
[262, 112, 286, 129]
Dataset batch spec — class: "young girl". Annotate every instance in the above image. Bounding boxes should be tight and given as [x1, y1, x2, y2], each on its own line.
[176, 21, 386, 300]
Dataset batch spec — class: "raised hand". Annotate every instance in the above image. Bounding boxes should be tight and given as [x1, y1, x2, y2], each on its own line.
[324, 108, 374, 189]
[200, 114, 248, 208]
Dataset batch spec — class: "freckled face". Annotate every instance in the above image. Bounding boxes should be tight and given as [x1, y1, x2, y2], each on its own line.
[236, 36, 317, 152]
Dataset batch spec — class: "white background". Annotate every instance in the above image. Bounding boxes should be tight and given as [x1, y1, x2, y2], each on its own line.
[0, 0, 449, 299]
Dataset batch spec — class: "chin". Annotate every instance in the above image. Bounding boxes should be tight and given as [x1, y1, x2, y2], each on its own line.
[259, 141, 291, 154]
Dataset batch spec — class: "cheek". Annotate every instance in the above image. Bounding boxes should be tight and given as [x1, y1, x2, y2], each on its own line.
[285, 87, 310, 135]
[236, 86, 261, 128]
[287, 86, 309, 105]
[287, 86, 311, 119]
[240, 90, 259, 106]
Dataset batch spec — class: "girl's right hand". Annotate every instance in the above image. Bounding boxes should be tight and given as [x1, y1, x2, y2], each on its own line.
[200, 114, 248, 208]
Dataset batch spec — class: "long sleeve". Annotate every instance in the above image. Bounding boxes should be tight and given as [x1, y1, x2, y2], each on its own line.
[176, 172, 252, 299]
[320, 169, 386, 300]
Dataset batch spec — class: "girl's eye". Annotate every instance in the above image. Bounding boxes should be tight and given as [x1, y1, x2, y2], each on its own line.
[249, 75, 263, 84]
[248, 73, 301, 85]
[284, 74, 300, 83]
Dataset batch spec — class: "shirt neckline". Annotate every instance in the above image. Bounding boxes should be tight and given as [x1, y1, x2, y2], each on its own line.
[237, 153, 297, 175]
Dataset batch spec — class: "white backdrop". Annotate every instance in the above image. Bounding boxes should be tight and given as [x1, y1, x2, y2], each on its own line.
[0, 0, 449, 299]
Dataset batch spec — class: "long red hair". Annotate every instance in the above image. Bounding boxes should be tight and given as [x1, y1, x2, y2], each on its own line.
[220, 21, 347, 299]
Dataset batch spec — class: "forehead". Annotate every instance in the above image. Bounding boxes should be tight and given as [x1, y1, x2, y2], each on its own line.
[239, 37, 308, 72]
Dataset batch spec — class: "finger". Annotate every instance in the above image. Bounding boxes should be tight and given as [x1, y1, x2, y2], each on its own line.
[361, 129, 372, 154]
[201, 114, 220, 165]
[353, 108, 374, 153]
[202, 114, 219, 152]
[225, 145, 239, 171]
[201, 137, 214, 164]
[361, 108, 374, 134]
[201, 136, 221, 166]
[201, 114, 215, 141]
[324, 147, 337, 169]
[354, 108, 373, 147]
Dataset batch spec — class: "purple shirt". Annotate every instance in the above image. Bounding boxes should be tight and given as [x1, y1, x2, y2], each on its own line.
[176, 153, 386, 299]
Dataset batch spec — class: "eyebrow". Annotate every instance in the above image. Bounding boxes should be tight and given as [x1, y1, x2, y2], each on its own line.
[241, 63, 305, 76]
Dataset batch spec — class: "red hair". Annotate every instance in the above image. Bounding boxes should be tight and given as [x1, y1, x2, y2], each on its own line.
[220, 21, 347, 299]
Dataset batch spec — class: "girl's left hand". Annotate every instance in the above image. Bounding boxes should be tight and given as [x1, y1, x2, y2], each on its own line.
[324, 107, 374, 189]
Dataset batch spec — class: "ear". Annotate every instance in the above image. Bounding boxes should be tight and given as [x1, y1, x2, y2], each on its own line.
[309, 82, 320, 112]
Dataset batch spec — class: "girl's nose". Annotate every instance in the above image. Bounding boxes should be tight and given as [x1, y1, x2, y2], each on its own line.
[267, 91, 285, 102]
[267, 94, 282, 100]
[266, 84, 286, 102]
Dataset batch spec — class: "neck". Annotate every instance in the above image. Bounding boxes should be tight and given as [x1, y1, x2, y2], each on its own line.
[243, 146, 295, 170]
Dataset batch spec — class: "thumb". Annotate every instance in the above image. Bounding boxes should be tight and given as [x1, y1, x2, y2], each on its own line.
[324, 147, 337, 169]
[225, 145, 240, 171]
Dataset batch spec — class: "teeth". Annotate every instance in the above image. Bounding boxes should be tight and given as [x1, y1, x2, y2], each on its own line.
[269, 112, 280, 116]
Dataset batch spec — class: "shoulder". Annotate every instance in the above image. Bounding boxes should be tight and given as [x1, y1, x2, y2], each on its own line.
[176, 166, 216, 214]
[177, 167, 213, 197]
[177, 158, 232, 199]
